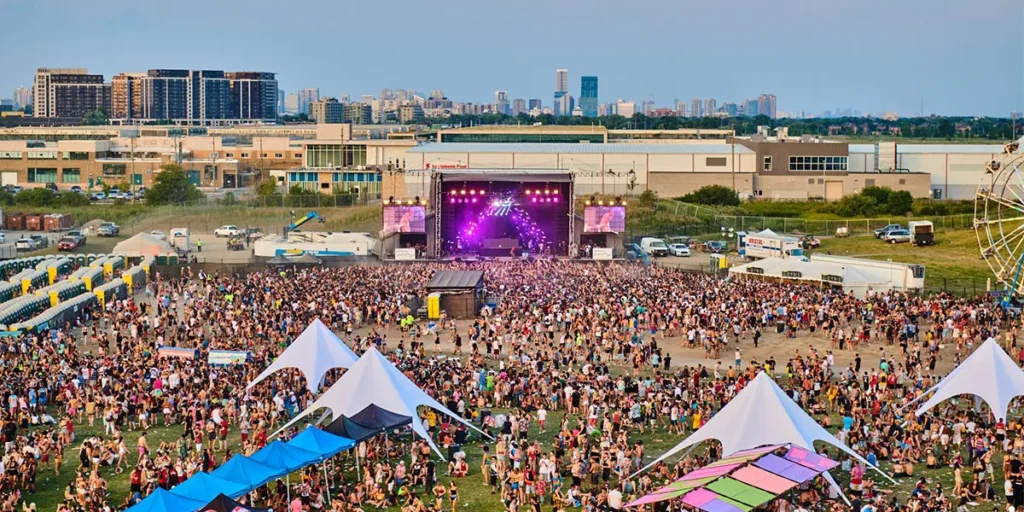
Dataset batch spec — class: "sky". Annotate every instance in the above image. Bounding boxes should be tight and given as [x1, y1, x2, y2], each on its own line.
[1, 0, 1022, 117]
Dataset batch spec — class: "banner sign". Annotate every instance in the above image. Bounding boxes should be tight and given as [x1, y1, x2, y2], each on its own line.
[208, 350, 250, 366]
[158, 346, 199, 359]
[592, 247, 613, 260]
[395, 248, 417, 261]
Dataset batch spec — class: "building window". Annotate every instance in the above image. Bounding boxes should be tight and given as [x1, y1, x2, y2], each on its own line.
[225, 153, 234, 158]
[62, 168, 81, 183]
[808, 179, 814, 184]
[865, 179, 876, 187]
[261, 153, 268, 158]
[899, 178, 906, 185]
[0, 151, 21, 159]
[62, 152, 89, 160]
[274, 153, 283, 158]
[241, 153, 249, 158]
[27, 168, 58, 183]
[763, 156, 772, 172]
[293, 154, 302, 159]
[27, 151, 57, 160]
[706, 157, 727, 167]
[788, 156, 848, 171]
[102, 163, 127, 176]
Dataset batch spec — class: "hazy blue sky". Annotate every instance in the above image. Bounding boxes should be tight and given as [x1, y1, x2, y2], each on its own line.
[2, 0, 1021, 116]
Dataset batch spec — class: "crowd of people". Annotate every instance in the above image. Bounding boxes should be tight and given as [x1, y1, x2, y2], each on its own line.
[0, 260, 1020, 512]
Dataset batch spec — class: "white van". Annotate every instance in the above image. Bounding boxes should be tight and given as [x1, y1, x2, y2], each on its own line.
[639, 237, 669, 257]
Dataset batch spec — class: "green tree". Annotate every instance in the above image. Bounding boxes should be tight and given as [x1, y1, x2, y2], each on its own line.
[860, 186, 891, 206]
[255, 179, 278, 196]
[146, 164, 204, 205]
[886, 190, 914, 215]
[678, 185, 740, 206]
[14, 188, 57, 207]
[59, 192, 91, 207]
[82, 109, 108, 126]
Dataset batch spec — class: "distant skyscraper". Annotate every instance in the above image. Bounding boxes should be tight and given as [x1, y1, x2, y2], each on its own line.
[277, 88, 285, 115]
[554, 93, 574, 117]
[691, 98, 702, 118]
[33, 68, 110, 118]
[744, 98, 759, 117]
[297, 88, 319, 115]
[758, 94, 777, 119]
[724, 103, 738, 116]
[310, 97, 344, 123]
[704, 98, 717, 116]
[528, 99, 542, 111]
[12, 87, 31, 111]
[555, 69, 568, 93]
[675, 100, 687, 117]
[285, 93, 299, 114]
[511, 98, 526, 116]
[615, 99, 635, 117]
[494, 90, 509, 115]
[598, 104, 609, 117]
[580, 76, 598, 117]
[642, 100, 655, 115]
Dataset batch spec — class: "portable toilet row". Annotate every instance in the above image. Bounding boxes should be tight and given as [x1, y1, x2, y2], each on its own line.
[0, 283, 17, 307]
[155, 253, 181, 265]
[94, 279, 126, 308]
[35, 280, 87, 307]
[0, 256, 46, 280]
[0, 293, 51, 329]
[43, 257, 73, 285]
[78, 267, 104, 291]
[140, 255, 156, 276]
[20, 269, 49, 295]
[9, 291, 95, 333]
[123, 266, 147, 289]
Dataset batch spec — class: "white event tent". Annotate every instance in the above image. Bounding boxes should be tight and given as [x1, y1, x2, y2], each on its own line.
[247, 319, 359, 394]
[906, 337, 1024, 421]
[274, 347, 488, 458]
[636, 372, 890, 499]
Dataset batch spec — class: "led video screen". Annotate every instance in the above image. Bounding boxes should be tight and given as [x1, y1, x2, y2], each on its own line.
[583, 206, 626, 233]
[383, 205, 426, 234]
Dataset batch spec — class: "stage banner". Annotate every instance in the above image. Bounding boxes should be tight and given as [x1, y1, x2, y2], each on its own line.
[395, 248, 416, 261]
[208, 350, 250, 366]
[157, 346, 199, 359]
[592, 247, 614, 260]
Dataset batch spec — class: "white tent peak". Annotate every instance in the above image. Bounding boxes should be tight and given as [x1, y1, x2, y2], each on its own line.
[112, 233, 174, 257]
[247, 319, 359, 394]
[274, 346, 488, 458]
[639, 372, 882, 478]
[912, 337, 1024, 421]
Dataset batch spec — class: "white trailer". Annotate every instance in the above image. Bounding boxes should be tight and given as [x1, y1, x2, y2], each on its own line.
[737, 229, 805, 260]
[810, 254, 925, 292]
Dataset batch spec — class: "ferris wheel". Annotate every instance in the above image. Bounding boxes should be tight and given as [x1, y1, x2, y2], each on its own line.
[975, 139, 1024, 297]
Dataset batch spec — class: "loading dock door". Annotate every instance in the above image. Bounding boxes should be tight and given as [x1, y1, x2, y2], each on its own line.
[825, 181, 844, 201]
[1, 172, 16, 186]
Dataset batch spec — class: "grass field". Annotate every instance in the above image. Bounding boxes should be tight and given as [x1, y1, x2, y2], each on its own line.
[815, 230, 990, 282]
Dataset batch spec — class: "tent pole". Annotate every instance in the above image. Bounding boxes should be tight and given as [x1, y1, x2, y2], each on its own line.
[322, 462, 332, 505]
[286, 474, 291, 504]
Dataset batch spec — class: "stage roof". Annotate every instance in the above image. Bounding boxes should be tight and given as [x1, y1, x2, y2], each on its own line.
[439, 169, 573, 182]
[409, 142, 751, 154]
[427, 270, 485, 290]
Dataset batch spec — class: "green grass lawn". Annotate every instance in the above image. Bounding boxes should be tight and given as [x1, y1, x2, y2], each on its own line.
[815, 230, 992, 283]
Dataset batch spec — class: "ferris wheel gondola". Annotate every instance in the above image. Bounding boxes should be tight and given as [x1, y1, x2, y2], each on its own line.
[974, 139, 1024, 299]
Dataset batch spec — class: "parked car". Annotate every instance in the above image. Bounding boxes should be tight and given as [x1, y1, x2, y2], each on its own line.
[97, 223, 120, 237]
[705, 240, 729, 253]
[66, 230, 86, 245]
[884, 229, 911, 244]
[57, 237, 79, 251]
[668, 243, 691, 257]
[150, 230, 167, 240]
[70, 186, 83, 194]
[874, 224, 903, 238]
[90, 192, 106, 201]
[15, 237, 37, 251]
[214, 225, 242, 237]
[6, 186, 22, 195]
[835, 226, 850, 238]
[0, 232, 6, 244]
[44, 183, 58, 192]
[30, 234, 48, 248]
[245, 227, 264, 240]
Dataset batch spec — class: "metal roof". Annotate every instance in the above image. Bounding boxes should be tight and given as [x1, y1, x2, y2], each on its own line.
[848, 143, 1006, 155]
[427, 270, 484, 290]
[408, 142, 752, 155]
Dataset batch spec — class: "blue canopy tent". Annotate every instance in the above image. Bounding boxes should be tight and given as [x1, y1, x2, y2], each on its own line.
[250, 440, 322, 472]
[127, 488, 205, 512]
[211, 455, 287, 490]
[170, 471, 251, 502]
[286, 427, 355, 461]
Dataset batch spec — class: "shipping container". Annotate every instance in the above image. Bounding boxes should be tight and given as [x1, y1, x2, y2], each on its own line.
[24, 214, 43, 231]
[43, 213, 72, 232]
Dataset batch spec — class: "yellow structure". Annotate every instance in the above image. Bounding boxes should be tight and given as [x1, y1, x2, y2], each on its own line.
[427, 292, 441, 319]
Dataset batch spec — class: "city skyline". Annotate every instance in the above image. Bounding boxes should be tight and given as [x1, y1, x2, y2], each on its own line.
[0, 0, 1020, 117]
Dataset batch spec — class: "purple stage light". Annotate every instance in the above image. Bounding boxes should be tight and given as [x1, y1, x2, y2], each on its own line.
[471, 197, 477, 203]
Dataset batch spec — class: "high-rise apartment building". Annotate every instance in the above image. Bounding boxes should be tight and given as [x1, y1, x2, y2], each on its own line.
[33, 68, 110, 118]
[528, 99, 542, 111]
[758, 93, 777, 119]
[691, 98, 702, 118]
[310, 97, 344, 124]
[285, 93, 299, 114]
[642, 100, 656, 115]
[675, 100, 687, 118]
[511, 98, 526, 116]
[297, 88, 320, 115]
[398, 104, 424, 123]
[580, 76, 598, 117]
[109, 69, 271, 123]
[555, 69, 568, 93]
[277, 88, 285, 115]
[554, 93, 573, 117]
[344, 103, 373, 124]
[597, 104, 609, 117]
[704, 98, 717, 116]
[12, 87, 31, 111]
[225, 72, 278, 122]
[494, 90, 509, 115]
[744, 98, 759, 117]
[615, 99, 635, 117]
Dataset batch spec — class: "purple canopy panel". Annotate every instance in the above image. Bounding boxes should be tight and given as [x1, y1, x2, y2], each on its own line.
[682, 462, 743, 480]
[682, 488, 720, 508]
[624, 488, 687, 507]
[754, 454, 818, 483]
[702, 498, 752, 512]
[785, 445, 838, 471]
[725, 444, 785, 459]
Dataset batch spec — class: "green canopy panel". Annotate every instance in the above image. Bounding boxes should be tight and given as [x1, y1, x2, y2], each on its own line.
[705, 478, 776, 508]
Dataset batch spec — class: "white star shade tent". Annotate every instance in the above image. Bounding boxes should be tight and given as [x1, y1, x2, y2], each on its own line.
[905, 337, 1024, 421]
[273, 347, 488, 458]
[247, 319, 359, 394]
[636, 371, 891, 500]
